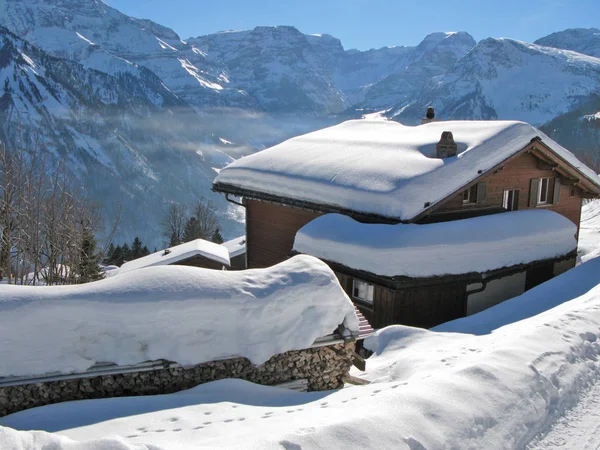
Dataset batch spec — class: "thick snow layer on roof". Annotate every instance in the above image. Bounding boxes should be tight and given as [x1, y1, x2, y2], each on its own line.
[4, 257, 600, 449]
[215, 118, 600, 220]
[119, 239, 230, 274]
[294, 210, 577, 277]
[222, 235, 246, 258]
[0, 255, 358, 378]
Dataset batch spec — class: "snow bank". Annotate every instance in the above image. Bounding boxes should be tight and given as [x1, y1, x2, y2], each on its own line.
[0, 255, 358, 378]
[0, 427, 146, 450]
[294, 210, 577, 277]
[215, 118, 600, 220]
[118, 239, 230, 275]
[578, 199, 600, 264]
[4, 257, 600, 449]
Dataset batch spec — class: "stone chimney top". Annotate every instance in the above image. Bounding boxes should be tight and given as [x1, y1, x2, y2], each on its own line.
[421, 106, 439, 125]
[436, 131, 458, 158]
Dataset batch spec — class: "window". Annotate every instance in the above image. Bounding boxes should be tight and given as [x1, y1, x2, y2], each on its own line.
[503, 189, 519, 211]
[352, 279, 374, 303]
[537, 178, 550, 204]
[462, 184, 478, 204]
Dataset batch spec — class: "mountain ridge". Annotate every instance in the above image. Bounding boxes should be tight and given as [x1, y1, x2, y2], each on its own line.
[0, 0, 598, 246]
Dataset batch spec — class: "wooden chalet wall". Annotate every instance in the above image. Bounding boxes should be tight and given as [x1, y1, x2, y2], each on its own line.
[229, 253, 246, 271]
[246, 200, 321, 268]
[426, 152, 584, 234]
[176, 255, 227, 271]
[335, 272, 468, 329]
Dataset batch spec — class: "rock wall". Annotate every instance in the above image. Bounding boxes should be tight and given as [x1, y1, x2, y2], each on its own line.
[0, 341, 355, 417]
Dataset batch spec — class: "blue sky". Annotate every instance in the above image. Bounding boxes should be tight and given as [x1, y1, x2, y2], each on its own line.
[107, 0, 599, 50]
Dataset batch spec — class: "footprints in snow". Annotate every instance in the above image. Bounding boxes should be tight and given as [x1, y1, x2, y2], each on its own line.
[124, 382, 407, 440]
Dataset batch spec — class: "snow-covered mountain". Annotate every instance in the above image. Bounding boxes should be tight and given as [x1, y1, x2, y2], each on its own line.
[0, 0, 599, 246]
[535, 28, 600, 58]
[188, 26, 347, 114]
[540, 95, 600, 168]
[0, 0, 253, 109]
[354, 32, 476, 109]
[390, 37, 600, 126]
[0, 24, 241, 246]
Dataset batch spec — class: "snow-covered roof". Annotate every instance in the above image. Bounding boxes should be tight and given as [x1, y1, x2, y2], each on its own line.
[119, 239, 230, 274]
[214, 118, 600, 221]
[294, 210, 577, 278]
[0, 256, 359, 378]
[222, 235, 246, 258]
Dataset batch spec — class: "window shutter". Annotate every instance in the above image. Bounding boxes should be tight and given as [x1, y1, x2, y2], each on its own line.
[552, 178, 561, 205]
[514, 190, 520, 211]
[529, 178, 539, 207]
[476, 182, 487, 203]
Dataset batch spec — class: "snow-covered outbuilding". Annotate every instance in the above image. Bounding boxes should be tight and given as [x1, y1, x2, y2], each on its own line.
[213, 116, 600, 328]
[294, 210, 577, 327]
[222, 235, 247, 270]
[118, 239, 231, 275]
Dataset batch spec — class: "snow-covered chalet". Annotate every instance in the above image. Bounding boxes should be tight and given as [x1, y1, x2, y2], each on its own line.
[213, 117, 600, 328]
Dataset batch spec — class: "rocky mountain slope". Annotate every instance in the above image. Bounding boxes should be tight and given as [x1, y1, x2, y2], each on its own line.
[540, 95, 600, 171]
[535, 28, 600, 58]
[389, 37, 600, 126]
[0, 25, 241, 245]
[0, 0, 598, 246]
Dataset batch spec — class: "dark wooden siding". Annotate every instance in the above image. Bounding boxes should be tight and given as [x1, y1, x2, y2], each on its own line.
[335, 271, 467, 329]
[427, 152, 584, 234]
[525, 263, 554, 291]
[392, 284, 467, 329]
[246, 200, 321, 268]
[229, 254, 246, 270]
[176, 255, 227, 270]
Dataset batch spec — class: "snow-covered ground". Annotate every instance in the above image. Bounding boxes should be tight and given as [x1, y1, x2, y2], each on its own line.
[578, 200, 600, 264]
[2, 202, 600, 449]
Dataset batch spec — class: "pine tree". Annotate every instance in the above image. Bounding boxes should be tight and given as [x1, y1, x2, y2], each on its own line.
[110, 244, 123, 266]
[142, 245, 150, 256]
[105, 243, 115, 264]
[121, 243, 131, 264]
[131, 237, 144, 259]
[78, 231, 104, 283]
[211, 228, 224, 244]
[169, 231, 179, 247]
[183, 216, 200, 242]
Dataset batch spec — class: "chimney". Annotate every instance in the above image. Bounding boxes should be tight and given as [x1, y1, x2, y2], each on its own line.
[421, 106, 439, 125]
[436, 131, 457, 158]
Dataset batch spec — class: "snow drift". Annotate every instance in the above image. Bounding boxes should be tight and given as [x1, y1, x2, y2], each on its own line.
[294, 210, 577, 277]
[4, 257, 600, 449]
[0, 255, 358, 378]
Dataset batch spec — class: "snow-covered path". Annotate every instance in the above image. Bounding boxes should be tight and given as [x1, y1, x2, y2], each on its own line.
[528, 380, 600, 450]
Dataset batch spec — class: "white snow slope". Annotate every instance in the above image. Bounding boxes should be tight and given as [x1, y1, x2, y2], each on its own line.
[294, 210, 577, 277]
[578, 199, 600, 264]
[3, 256, 600, 449]
[215, 117, 600, 220]
[0, 256, 358, 378]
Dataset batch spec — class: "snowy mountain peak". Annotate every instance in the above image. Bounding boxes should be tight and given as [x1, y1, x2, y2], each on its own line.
[390, 35, 600, 126]
[535, 27, 600, 58]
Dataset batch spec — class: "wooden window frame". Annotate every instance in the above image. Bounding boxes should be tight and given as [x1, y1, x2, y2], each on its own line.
[462, 183, 486, 205]
[352, 279, 374, 304]
[537, 177, 550, 205]
[503, 189, 520, 211]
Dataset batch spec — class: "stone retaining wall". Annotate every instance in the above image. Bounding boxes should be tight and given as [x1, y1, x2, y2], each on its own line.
[0, 341, 355, 417]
